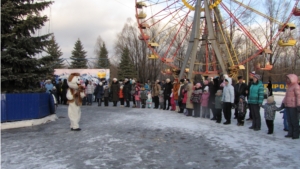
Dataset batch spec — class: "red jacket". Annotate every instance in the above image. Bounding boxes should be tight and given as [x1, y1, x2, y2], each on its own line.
[282, 74, 300, 108]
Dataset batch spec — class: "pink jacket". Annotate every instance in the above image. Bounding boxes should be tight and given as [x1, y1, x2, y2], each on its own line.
[135, 91, 140, 101]
[282, 74, 300, 108]
[201, 92, 210, 107]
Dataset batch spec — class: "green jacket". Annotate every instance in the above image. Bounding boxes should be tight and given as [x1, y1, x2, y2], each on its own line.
[215, 95, 223, 109]
[248, 80, 264, 104]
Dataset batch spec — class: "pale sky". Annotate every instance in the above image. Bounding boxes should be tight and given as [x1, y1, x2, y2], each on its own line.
[40, 0, 135, 63]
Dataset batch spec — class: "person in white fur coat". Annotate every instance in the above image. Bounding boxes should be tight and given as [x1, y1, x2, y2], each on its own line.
[66, 73, 85, 131]
[222, 77, 235, 125]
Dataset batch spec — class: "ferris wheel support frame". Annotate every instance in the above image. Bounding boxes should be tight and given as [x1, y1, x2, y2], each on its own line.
[179, 0, 202, 80]
[204, 0, 227, 75]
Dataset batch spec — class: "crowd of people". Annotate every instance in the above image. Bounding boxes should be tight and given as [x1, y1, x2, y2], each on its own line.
[41, 72, 300, 139]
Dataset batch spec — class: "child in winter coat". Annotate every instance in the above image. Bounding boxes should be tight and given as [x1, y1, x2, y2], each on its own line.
[237, 95, 248, 126]
[135, 86, 141, 108]
[170, 89, 176, 111]
[139, 86, 147, 108]
[159, 90, 164, 109]
[119, 85, 124, 107]
[214, 90, 223, 123]
[201, 86, 210, 118]
[146, 91, 152, 108]
[103, 85, 110, 106]
[261, 96, 283, 134]
[280, 109, 288, 131]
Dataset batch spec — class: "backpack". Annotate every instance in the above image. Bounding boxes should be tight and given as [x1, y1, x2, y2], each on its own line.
[140, 91, 147, 100]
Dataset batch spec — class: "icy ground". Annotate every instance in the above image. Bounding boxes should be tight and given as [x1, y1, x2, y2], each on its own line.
[1, 95, 300, 169]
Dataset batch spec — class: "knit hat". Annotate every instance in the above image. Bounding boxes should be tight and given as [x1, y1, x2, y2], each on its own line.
[204, 86, 209, 91]
[239, 95, 245, 100]
[196, 83, 201, 88]
[253, 74, 261, 80]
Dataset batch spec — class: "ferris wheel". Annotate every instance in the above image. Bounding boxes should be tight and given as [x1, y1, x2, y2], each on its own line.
[135, 0, 299, 79]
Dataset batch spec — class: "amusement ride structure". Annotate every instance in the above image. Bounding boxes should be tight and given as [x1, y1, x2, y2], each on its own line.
[135, 0, 300, 79]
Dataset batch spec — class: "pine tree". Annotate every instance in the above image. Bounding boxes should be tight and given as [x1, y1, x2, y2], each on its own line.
[69, 39, 88, 68]
[97, 43, 110, 68]
[1, 0, 54, 93]
[118, 47, 137, 80]
[45, 36, 64, 68]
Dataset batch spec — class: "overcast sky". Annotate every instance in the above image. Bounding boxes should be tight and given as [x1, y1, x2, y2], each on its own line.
[40, 0, 135, 63]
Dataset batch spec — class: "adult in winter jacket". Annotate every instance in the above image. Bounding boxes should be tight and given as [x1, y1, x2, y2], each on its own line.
[163, 78, 173, 110]
[191, 83, 203, 117]
[86, 81, 95, 105]
[246, 72, 255, 120]
[110, 78, 120, 107]
[61, 79, 69, 105]
[152, 81, 161, 109]
[178, 79, 188, 113]
[172, 79, 180, 111]
[282, 74, 300, 139]
[267, 80, 273, 96]
[209, 77, 218, 120]
[177, 79, 185, 113]
[94, 82, 104, 106]
[185, 83, 194, 116]
[123, 78, 132, 107]
[221, 77, 235, 125]
[248, 74, 264, 131]
[234, 76, 248, 119]
[131, 80, 139, 108]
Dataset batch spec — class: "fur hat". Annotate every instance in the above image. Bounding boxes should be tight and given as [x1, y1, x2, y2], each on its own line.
[204, 86, 209, 91]
[253, 74, 261, 80]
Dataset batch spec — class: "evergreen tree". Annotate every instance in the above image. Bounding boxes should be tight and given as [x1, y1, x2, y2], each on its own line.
[118, 47, 137, 80]
[45, 36, 64, 68]
[69, 39, 88, 68]
[1, 0, 54, 93]
[97, 43, 110, 68]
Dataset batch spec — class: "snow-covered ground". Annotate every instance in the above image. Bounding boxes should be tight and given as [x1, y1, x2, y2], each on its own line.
[1, 94, 299, 169]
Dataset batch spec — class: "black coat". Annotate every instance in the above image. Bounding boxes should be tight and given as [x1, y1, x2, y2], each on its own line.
[208, 81, 217, 108]
[61, 80, 69, 100]
[163, 82, 173, 96]
[110, 81, 120, 102]
[123, 81, 131, 100]
[234, 82, 248, 103]
[95, 85, 104, 99]
[56, 82, 62, 94]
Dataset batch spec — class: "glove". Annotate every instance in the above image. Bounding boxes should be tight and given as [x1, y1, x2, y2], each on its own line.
[231, 103, 235, 109]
